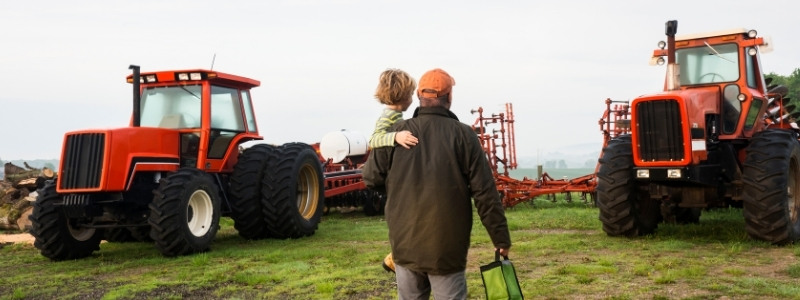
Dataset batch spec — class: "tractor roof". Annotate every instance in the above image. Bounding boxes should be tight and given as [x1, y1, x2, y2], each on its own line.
[126, 69, 260, 89]
[676, 28, 749, 42]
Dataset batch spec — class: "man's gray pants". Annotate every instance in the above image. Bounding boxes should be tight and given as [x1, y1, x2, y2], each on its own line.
[395, 263, 467, 300]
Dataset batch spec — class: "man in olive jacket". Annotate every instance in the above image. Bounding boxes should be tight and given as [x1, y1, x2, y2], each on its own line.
[363, 68, 511, 299]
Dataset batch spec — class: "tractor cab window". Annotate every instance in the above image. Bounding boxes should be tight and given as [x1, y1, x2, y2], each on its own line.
[207, 86, 245, 159]
[745, 47, 758, 89]
[210, 86, 245, 132]
[140, 85, 202, 129]
[676, 43, 739, 85]
[241, 91, 257, 132]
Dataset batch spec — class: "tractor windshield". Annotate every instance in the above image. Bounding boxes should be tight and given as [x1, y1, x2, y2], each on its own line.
[139, 85, 202, 129]
[676, 43, 739, 86]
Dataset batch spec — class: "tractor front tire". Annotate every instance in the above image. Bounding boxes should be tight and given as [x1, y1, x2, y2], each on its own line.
[28, 181, 103, 260]
[149, 168, 221, 256]
[262, 143, 325, 239]
[742, 129, 800, 245]
[596, 135, 660, 237]
[229, 144, 279, 240]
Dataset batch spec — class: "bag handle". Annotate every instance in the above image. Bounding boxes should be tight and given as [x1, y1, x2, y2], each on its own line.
[495, 249, 509, 262]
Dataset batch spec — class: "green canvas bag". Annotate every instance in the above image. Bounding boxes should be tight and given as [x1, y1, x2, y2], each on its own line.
[480, 250, 523, 300]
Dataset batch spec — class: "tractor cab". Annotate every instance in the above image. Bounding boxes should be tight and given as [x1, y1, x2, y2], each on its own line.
[127, 68, 263, 171]
[646, 27, 773, 143]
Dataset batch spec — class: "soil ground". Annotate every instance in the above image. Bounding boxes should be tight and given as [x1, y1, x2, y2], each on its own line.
[0, 232, 34, 244]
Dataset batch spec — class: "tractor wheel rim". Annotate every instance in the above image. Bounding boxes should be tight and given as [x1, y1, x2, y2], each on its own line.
[67, 220, 96, 242]
[296, 164, 319, 220]
[187, 189, 213, 237]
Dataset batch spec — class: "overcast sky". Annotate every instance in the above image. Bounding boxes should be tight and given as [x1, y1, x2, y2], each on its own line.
[2, 0, 798, 161]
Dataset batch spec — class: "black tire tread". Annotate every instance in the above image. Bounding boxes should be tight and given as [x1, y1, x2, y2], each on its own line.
[261, 143, 324, 239]
[596, 135, 658, 237]
[148, 168, 221, 256]
[229, 144, 277, 239]
[742, 129, 800, 245]
[28, 181, 102, 260]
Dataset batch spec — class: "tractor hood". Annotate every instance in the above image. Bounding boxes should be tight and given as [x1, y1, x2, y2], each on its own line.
[58, 127, 183, 193]
[634, 86, 722, 129]
[630, 86, 722, 167]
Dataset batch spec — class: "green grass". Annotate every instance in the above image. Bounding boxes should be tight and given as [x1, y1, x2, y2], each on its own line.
[2, 196, 800, 299]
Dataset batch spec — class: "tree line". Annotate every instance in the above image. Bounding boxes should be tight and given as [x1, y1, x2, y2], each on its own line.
[765, 68, 800, 101]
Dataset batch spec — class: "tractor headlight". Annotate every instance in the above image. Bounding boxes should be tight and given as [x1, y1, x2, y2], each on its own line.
[667, 169, 682, 178]
[747, 29, 757, 38]
[737, 93, 747, 102]
[657, 40, 666, 49]
[637, 169, 650, 178]
[176, 72, 204, 81]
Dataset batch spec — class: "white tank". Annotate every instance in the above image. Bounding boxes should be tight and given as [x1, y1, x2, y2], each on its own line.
[319, 130, 368, 163]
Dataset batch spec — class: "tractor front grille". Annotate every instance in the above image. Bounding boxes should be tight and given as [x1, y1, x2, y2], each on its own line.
[60, 133, 106, 190]
[635, 99, 685, 161]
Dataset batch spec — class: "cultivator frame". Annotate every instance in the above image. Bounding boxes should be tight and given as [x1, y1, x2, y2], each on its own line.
[472, 100, 631, 207]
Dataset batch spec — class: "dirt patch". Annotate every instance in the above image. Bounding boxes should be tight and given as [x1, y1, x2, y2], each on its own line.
[0, 232, 34, 244]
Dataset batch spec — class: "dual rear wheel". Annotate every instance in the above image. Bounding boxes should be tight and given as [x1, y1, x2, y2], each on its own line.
[229, 143, 325, 240]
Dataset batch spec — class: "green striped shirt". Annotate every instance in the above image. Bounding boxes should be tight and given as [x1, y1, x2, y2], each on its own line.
[369, 108, 403, 149]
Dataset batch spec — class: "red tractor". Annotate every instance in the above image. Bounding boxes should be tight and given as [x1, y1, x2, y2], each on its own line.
[596, 20, 800, 244]
[29, 66, 325, 260]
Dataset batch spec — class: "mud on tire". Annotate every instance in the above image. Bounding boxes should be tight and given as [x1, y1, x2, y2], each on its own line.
[596, 135, 661, 237]
[742, 129, 800, 245]
[229, 144, 279, 239]
[28, 180, 103, 260]
[148, 168, 221, 256]
[261, 143, 325, 239]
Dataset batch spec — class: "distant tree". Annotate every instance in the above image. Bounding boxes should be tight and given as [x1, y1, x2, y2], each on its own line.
[557, 160, 567, 169]
[544, 160, 556, 168]
[765, 69, 800, 103]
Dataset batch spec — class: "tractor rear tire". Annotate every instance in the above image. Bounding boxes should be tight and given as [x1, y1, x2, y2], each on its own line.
[149, 168, 221, 256]
[28, 180, 103, 260]
[596, 135, 660, 237]
[229, 144, 279, 240]
[262, 143, 325, 239]
[742, 129, 800, 245]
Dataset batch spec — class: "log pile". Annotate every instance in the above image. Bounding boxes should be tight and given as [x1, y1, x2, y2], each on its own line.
[0, 162, 55, 232]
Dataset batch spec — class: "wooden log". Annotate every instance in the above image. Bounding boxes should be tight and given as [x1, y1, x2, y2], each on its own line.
[16, 206, 33, 232]
[0, 191, 35, 231]
[3, 162, 27, 178]
[3, 163, 54, 187]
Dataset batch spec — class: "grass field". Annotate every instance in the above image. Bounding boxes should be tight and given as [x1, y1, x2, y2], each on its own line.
[2, 196, 800, 299]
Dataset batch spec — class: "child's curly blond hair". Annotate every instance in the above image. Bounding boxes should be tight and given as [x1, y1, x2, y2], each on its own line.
[374, 69, 416, 105]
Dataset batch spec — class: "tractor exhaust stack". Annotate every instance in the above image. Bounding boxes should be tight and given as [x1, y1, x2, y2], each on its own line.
[129, 65, 141, 127]
[665, 20, 680, 91]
